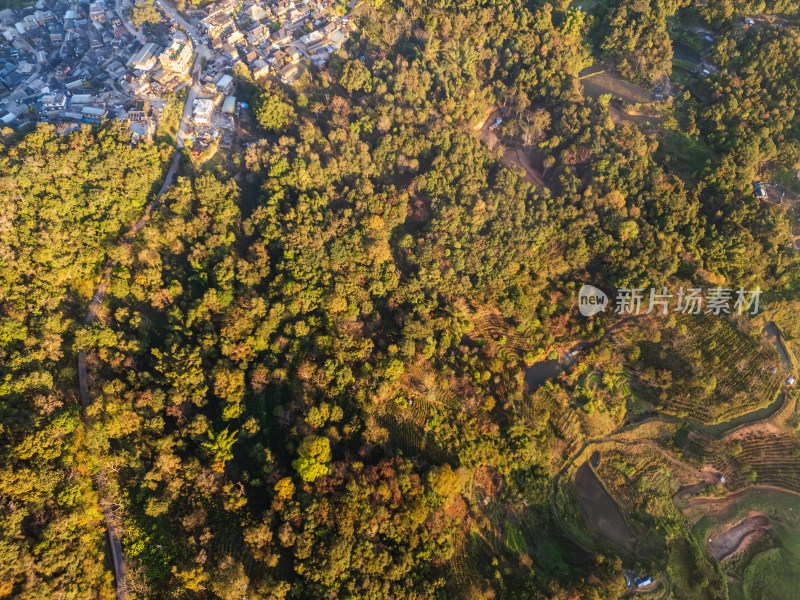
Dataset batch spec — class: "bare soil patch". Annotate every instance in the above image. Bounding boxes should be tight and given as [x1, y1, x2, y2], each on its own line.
[574, 461, 637, 553]
[707, 513, 771, 561]
[475, 107, 547, 190]
[580, 69, 653, 105]
[472, 465, 502, 500]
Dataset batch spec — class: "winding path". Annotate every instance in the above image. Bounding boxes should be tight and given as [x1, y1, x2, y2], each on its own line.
[77, 9, 211, 594]
[475, 107, 547, 190]
[77, 148, 180, 600]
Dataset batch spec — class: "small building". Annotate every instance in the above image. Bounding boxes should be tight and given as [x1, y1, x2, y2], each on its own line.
[127, 79, 151, 96]
[81, 105, 107, 117]
[251, 58, 269, 79]
[754, 181, 766, 199]
[200, 12, 233, 38]
[635, 577, 653, 589]
[127, 42, 160, 71]
[327, 28, 347, 47]
[268, 49, 288, 65]
[128, 117, 155, 143]
[127, 108, 147, 121]
[89, 1, 106, 22]
[271, 27, 292, 45]
[65, 78, 85, 89]
[277, 62, 299, 85]
[110, 16, 125, 37]
[788, 377, 795, 386]
[42, 93, 68, 109]
[215, 73, 233, 91]
[221, 95, 236, 114]
[245, 4, 269, 20]
[193, 98, 214, 124]
[70, 93, 94, 105]
[273, 0, 291, 15]
[247, 23, 269, 45]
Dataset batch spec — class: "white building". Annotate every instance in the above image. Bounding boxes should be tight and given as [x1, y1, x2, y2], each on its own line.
[70, 93, 95, 105]
[42, 93, 68, 109]
[216, 73, 233, 91]
[251, 58, 269, 79]
[193, 98, 214, 124]
[222, 95, 236, 114]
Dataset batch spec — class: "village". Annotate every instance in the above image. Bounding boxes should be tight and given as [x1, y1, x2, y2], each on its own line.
[0, 0, 353, 152]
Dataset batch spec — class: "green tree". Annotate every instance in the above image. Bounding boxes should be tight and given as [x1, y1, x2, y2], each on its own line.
[292, 436, 331, 482]
[254, 92, 295, 132]
[129, 0, 162, 27]
[202, 428, 239, 472]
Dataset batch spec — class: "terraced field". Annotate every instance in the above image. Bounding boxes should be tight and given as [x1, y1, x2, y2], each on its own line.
[705, 434, 800, 493]
[468, 309, 534, 361]
[636, 314, 783, 424]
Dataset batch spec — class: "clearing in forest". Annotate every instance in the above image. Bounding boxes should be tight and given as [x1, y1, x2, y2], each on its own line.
[473, 107, 547, 190]
[579, 67, 653, 105]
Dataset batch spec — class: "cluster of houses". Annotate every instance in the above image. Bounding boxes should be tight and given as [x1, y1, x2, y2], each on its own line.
[0, 0, 146, 128]
[196, 0, 352, 85]
[0, 0, 353, 145]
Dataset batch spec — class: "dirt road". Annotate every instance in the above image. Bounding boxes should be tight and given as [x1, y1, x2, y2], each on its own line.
[763, 321, 791, 371]
[475, 107, 547, 190]
[77, 147, 181, 600]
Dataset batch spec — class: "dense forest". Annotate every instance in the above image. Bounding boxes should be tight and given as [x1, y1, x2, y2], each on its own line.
[2, 0, 800, 598]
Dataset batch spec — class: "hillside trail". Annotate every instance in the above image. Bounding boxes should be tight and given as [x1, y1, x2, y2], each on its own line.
[76, 48, 205, 597]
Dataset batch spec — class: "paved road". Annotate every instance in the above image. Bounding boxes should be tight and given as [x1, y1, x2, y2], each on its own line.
[156, 0, 199, 35]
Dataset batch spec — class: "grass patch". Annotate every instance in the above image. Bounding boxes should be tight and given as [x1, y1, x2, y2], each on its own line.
[657, 131, 713, 179]
[155, 95, 182, 146]
[672, 58, 698, 72]
[768, 164, 800, 194]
